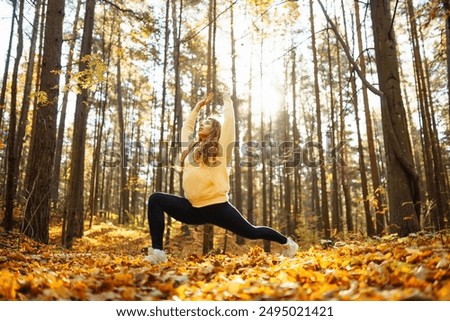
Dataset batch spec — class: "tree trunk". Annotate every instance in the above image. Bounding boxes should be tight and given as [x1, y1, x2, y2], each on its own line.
[246, 34, 255, 226]
[444, 0, 450, 126]
[354, 0, 385, 235]
[258, 32, 270, 252]
[325, 27, 341, 235]
[22, 0, 64, 243]
[52, 0, 82, 206]
[370, 0, 420, 236]
[88, 4, 112, 228]
[310, 0, 330, 239]
[353, 73, 375, 236]
[88, 92, 107, 229]
[65, 0, 96, 248]
[130, 122, 141, 219]
[25, 0, 45, 194]
[230, 0, 244, 246]
[283, 112, 292, 236]
[15, 0, 41, 198]
[3, 0, 24, 231]
[335, 5, 353, 234]
[0, 0, 17, 131]
[155, 0, 170, 193]
[291, 49, 301, 229]
[203, 0, 215, 254]
[116, 32, 129, 225]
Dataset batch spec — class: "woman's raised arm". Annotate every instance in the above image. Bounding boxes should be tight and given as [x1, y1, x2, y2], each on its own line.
[180, 93, 214, 152]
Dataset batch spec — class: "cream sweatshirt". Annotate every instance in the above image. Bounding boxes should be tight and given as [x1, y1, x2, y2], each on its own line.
[180, 95, 235, 207]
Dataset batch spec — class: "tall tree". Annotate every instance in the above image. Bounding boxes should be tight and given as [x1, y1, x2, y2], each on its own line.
[88, 2, 113, 228]
[15, 0, 42, 195]
[203, 0, 216, 254]
[290, 49, 302, 233]
[246, 33, 255, 226]
[3, 0, 24, 230]
[354, 0, 385, 235]
[155, 0, 170, 193]
[116, 31, 130, 225]
[52, 0, 82, 206]
[230, 0, 244, 245]
[335, 3, 353, 234]
[337, 0, 372, 237]
[352, 70, 375, 236]
[325, 26, 341, 234]
[258, 31, 271, 253]
[22, 0, 65, 243]
[310, 0, 330, 239]
[444, 0, 450, 125]
[370, 0, 420, 235]
[65, 0, 96, 248]
[0, 0, 17, 131]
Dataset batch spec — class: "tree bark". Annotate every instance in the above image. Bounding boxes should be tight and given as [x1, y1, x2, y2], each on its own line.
[4, 0, 24, 230]
[116, 32, 130, 225]
[154, 0, 170, 194]
[0, 0, 17, 131]
[246, 32, 255, 227]
[22, 0, 65, 243]
[354, 0, 385, 235]
[310, 0, 330, 238]
[291, 49, 302, 234]
[15, 0, 41, 198]
[88, 3, 112, 228]
[230, 0, 244, 246]
[370, 0, 420, 235]
[326, 27, 341, 235]
[52, 0, 82, 206]
[353, 73, 375, 236]
[65, 0, 96, 248]
[203, 0, 215, 254]
[444, 0, 450, 126]
[336, 3, 353, 234]
[291, 48, 302, 232]
[258, 32, 270, 252]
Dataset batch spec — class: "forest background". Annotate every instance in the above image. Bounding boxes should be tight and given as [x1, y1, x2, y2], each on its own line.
[0, 0, 449, 256]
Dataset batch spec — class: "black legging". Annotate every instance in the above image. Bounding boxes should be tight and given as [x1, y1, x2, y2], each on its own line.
[147, 192, 288, 250]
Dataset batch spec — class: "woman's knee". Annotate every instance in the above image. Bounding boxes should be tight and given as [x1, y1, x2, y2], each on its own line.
[148, 192, 164, 209]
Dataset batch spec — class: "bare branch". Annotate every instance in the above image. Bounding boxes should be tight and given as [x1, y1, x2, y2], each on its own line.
[100, 0, 145, 20]
[316, 0, 382, 97]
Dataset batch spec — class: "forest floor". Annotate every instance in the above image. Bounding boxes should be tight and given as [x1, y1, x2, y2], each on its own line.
[0, 219, 449, 301]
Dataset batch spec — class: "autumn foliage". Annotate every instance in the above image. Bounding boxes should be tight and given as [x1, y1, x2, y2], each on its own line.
[0, 222, 449, 301]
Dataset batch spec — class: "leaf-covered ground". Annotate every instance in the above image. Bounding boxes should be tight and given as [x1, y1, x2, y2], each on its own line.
[0, 222, 449, 301]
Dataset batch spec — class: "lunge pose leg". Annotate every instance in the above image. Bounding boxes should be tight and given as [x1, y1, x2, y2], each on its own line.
[199, 202, 287, 244]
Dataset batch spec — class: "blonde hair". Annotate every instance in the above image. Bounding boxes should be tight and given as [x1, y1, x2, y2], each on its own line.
[181, 117, 221, 167]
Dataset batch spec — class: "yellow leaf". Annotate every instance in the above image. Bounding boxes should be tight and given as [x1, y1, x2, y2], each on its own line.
[121, 287, 136, 300]
[0, 271, 17, 299]
[30, 91, 48, 105]
[436, 280, 450, 300]
[114, 273, 133, 286]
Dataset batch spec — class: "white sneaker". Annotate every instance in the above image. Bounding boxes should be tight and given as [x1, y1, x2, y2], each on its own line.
[283, 237, 299, 257]
[145, 248, 167, 264]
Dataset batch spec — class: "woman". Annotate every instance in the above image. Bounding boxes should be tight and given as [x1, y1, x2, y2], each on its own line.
[146, 91, 298, 263]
